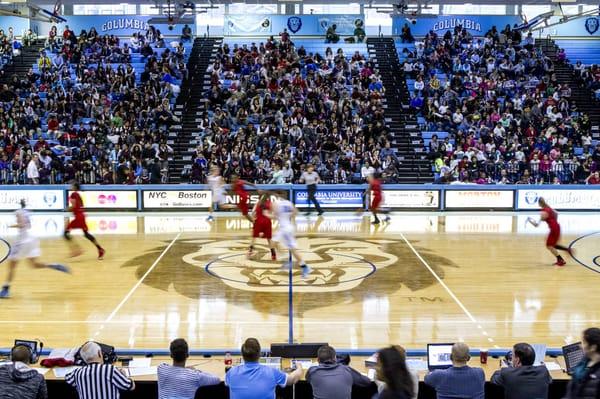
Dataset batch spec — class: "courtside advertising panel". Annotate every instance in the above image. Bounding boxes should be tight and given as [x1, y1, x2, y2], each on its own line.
[381, 190, 440, 209]
[143, 190, 212, 210]
[222, 189, 289, 211]
[294, 189, 364, 209]
[69, 190, 138, 210]
[0, 189, 64, 211]
[445, 190, 514, 210]
[517, 189, 600, 210]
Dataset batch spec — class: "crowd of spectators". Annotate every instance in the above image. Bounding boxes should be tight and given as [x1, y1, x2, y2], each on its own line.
[0, 24, 186, 185]
[403, 24, 599, 185]
[3, 328, 600, 399]
[188, 32, 402, 184]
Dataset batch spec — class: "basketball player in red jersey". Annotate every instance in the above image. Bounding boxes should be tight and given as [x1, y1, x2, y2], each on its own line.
[366, 174, 390, 225]
[248, 193, 277, 260]
[527, 197, 572, 266]
[64, 181, 105, 259]
[231, 175, 255, 223]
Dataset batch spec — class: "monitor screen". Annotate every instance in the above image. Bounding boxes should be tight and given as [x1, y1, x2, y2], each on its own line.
[427, 343, 454, 370]
[563, 342, 584, 375]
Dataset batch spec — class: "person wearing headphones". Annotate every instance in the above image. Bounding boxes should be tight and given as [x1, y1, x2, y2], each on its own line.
[0, 344, 48, 398]
[424, 343, 485, 399]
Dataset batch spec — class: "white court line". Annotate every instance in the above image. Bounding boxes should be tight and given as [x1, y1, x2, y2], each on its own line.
[398, 232, 478, 324]
[2, 319, 600, 325]
[101, 232, 182, 326]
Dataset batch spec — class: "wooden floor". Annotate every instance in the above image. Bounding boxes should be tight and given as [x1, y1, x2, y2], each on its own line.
[1, 211, 599, 351]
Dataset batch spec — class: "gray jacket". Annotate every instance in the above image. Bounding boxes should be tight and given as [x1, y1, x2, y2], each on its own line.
[306, 362, 372, 399]
[0, 362, 47, 399]
[491, 365, 552, 399]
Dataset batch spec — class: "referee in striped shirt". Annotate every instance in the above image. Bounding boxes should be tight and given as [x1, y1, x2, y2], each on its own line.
[65, 342, 135, 399]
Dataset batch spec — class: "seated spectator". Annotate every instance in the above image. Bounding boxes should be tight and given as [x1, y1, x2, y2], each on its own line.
[325, 24, 340, 44]
[401, 23, 414, 43]
[65, 342, 135, 399]
[375, 346, 416, 399]
[181, 24, 192, 42]
[158, 338, 220, 399]
[23, 29, 37, 46]
[225, 338, 302, 399]
[491, 342, 552, 399]
[586, 171, 600, 185]
[305, 344, 371, 399]
[0, 344, 48, 399]
[564, 328, 600, 399]
[424, 343, 485, 399]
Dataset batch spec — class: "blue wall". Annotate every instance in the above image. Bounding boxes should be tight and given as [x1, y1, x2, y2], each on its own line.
[392, 14, 523, 37]
[0, 16, 32, 36]
[536, 16, 600, 38]
[30, 15, 195, 37]
[224, 14, 365, 36]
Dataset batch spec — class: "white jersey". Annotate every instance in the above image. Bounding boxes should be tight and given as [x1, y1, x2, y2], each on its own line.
[273, 200, 295, 230]
[273, 199, 297, 249]
[9, 208, 40, 260]
[207, 174, 225, 203]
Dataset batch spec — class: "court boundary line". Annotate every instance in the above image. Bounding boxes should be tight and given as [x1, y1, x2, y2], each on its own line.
[4, 319, 600, 325]
[397, 232, 478, 324]
[568, 231, 600, 274]
[100, 232, 182, 326]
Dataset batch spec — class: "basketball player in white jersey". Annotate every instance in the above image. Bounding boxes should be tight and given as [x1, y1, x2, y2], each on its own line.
[271, 195, 312, 278]
[207, 166, 226, 221]
[0, 200, 70, 298]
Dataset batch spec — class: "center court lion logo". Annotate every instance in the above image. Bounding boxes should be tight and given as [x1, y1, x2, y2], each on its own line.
[122, 235, 458, 315]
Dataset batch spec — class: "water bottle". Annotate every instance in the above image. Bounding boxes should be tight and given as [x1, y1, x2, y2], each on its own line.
[224, 352, 233, 372]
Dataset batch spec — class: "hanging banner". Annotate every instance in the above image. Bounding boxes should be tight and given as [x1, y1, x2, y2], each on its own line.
[224, 14, 365, 36]
[391, 15, 522, 37]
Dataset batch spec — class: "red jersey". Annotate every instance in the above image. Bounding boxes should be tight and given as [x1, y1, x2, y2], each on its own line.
[255, 201, 271, 222]
[70, 192, 85, 217]
[542, 206, 559, 230]
[233, 180, 248, 201]
[370, 179, 382, 199]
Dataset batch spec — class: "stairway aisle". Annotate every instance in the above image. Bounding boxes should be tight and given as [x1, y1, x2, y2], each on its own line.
[537, 38, 600, 142]
[366, 37, 432, 184]
[169, 37, 222, 183]
[0, 42, 46, 83]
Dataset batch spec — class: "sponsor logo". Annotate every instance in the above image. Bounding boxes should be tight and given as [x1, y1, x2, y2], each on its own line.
[287, 16, 302, 33]
[524, 191, 539, 205]
[432, 18, 482, 33]
[585, 17, 599, 35]
[97, 194, 117, 205]
[101, 18, 149, 33]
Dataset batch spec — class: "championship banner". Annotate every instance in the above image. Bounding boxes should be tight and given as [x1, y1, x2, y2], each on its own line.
[224, 14, 364, 36]
[294, 189, 363, 209]
[69, 190, 137, 209]
[381, 190, 440, 209]
[0, 189, 64, 211]
[445, 190, 514, 209]
[517, 189, 600, 210]
[143, 190, 212, 210]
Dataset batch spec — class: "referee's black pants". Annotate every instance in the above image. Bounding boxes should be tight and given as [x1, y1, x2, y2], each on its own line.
[307, 184, 323, 214]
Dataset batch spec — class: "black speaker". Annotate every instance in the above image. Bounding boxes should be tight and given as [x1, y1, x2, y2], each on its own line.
[270, 343, 327, 358]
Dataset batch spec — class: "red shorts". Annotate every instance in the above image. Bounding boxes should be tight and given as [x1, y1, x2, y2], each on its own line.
[238, 198, 249, 216]
[546, 227, 561, 247]
[371, 196, 382, 211]
[253, 218, 272, 239]
[67, 216, 88, 232]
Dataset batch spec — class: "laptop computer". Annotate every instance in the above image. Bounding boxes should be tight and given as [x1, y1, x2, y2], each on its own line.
[562, 342, 585, 375]
[427, 343, 454, 371]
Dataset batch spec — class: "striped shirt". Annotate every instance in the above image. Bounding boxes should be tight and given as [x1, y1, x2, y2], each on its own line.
[157, 363, 220, 399]
[65, 363, 133, 399]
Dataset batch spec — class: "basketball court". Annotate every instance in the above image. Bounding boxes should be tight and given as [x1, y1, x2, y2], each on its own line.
[1, 211, 599, 351]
